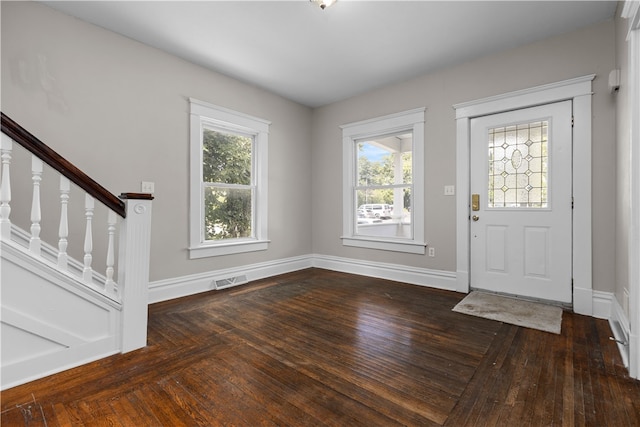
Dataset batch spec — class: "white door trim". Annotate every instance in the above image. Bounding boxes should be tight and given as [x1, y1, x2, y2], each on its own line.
[453, 74, 595, 315]
[622, 0, 640, 380]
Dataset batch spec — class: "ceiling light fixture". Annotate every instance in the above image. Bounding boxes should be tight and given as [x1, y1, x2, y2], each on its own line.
[311, 0, 336, 10]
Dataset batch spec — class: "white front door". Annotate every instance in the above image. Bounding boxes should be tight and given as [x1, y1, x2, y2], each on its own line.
[470, 101, 572, 303]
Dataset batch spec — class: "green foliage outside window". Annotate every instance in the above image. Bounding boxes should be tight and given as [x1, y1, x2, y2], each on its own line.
[203, 128, 253, 240]
[357, 144, 412, 209]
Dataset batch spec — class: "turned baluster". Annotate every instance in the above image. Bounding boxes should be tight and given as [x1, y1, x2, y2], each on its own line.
[0, 135, 12, 240]
[57, 176, 70, 270]
[29, 156, 43, 255]
[83, 194, 94, 283]
[105, 210, 117, 296]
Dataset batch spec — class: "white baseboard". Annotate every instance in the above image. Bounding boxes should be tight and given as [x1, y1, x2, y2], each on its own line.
[312, 254, 458, 291]
[148, 255, 314, 303]
[149, 254, 459, 304]
[609, 294, 631, 369]
[574, 286, 595, 316]
[592, 290, 613, 319]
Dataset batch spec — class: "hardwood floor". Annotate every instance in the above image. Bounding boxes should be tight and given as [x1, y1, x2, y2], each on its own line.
[2, 268, 639, 426]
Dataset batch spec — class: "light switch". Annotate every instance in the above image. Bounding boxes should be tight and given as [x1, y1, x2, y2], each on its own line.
[444, 185, 455, 196]
[141, 181, 155, 193]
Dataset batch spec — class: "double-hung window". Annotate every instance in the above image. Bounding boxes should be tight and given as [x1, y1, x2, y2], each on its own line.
[341, 108, 426, 254]
[189, 98, 270, 258]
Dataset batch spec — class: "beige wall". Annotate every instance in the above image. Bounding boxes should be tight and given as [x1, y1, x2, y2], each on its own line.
[2, 2, 619, 295]
[311, 19, 617, 293]
[1, 2, 313, 282]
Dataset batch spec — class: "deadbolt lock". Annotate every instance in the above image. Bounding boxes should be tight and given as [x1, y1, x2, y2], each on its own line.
[471, 194, 480, 211]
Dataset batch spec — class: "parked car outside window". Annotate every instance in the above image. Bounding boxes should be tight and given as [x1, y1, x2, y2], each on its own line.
[359, 204, 392, 219]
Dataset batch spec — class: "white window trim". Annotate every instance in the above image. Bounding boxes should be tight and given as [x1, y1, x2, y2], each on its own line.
[340, 108, 426, 254]
[189, 98, 270, 258]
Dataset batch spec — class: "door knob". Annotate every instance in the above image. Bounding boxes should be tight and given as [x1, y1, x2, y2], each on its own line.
[472, 215, 479, 221]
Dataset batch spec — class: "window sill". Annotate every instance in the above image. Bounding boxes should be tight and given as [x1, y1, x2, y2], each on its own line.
[341, 236, 426, 254]
[189, 239, 270, 259]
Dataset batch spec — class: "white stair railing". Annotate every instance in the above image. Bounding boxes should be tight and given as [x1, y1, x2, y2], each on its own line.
[0, 112, 153, 353]
[57, 176, 70, 270]
[1, 134, 12, 240]
[83, 193, 95, 285]
[29, 156, 42, 255]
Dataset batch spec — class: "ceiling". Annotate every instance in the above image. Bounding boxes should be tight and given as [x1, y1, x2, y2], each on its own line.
[42, 1, 618, 108]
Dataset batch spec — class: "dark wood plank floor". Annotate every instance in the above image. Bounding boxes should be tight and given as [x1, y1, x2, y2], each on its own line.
[2, 268, 639, 426]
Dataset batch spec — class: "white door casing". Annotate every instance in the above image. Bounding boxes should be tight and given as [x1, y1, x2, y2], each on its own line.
[622, 0, 640, 380]
[454, 75, 594, 314]
[469, 102, 572, 303]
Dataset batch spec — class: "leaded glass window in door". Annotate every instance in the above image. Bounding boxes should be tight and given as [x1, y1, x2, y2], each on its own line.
[487, 120, 548, 208]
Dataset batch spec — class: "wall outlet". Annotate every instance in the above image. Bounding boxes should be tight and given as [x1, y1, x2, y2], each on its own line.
[428, 247, 435, 257]
[444, 185, 455, 196]
[141, 181, 155, 193]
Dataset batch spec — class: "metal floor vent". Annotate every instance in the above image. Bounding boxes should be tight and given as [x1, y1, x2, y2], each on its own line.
[214, 275, 248, 290]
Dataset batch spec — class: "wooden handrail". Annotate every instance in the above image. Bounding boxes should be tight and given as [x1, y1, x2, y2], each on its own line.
[1, 112, 126, 218]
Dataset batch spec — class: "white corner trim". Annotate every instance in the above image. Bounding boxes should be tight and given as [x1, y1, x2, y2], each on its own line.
[148, 255, 314, 303]
[311, 254, 457, 291]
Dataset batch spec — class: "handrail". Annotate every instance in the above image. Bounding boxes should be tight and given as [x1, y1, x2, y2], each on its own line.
[1, 112, 126, 218]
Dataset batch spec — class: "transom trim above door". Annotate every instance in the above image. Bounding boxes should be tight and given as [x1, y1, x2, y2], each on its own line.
[453, 74, 595, 315]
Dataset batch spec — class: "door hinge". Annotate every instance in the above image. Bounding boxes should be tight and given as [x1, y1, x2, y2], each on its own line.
[572, 197, 574, 209]
[571, 116, 575, 127]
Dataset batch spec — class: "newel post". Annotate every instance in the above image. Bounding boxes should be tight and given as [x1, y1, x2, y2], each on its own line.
[118, 193, 154, 353]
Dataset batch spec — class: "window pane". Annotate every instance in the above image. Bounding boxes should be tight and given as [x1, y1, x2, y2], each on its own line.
[203, 128, 252, 185]
[354, 131, 413, 239]
[487, 121, 548, 208]
[357, 133, 412, 186]
[204, 187, 252, 240]
[356, 187, 412, 238]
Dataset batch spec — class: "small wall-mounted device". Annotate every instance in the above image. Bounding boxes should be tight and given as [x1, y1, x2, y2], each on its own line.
[609, 69, 621, 93]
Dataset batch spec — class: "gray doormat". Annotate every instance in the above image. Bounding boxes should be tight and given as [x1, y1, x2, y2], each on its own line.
[452, 291, 563, 334]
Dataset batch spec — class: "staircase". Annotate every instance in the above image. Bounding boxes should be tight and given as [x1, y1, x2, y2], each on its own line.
[1, 113, 153, 390]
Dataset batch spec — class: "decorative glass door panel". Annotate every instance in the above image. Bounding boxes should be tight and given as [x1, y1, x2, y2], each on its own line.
[488, 121, 548, 208]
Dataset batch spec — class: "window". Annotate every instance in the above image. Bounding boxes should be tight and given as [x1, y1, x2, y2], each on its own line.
[487, 120, 548, 208]
[189, 98, 270, 258]
[341, 108, 426, 254]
